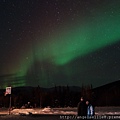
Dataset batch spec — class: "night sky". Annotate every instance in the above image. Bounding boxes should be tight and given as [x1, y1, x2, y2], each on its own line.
[1, 0, 120, 89]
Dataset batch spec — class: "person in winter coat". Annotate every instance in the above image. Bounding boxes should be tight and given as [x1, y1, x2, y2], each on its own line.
[86, 100, 94, 119]
[77, 97, 87, 116]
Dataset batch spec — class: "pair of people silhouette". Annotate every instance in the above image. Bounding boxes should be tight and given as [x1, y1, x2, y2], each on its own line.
[77, 97, 94, 119]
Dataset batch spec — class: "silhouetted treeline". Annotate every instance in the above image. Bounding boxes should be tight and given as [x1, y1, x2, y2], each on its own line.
[0, 85, 90, 108]
[93, 80, 120, 106]
[0, 80, 120, 108]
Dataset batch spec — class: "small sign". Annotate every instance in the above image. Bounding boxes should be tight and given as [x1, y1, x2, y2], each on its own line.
[6, 87, 11, 94]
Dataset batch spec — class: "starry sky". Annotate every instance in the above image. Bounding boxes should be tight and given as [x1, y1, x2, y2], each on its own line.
[1, 0, 120, 89]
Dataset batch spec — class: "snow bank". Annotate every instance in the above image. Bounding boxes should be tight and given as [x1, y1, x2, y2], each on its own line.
[9, 107, 120, 116]
[11, 107, 76, 115]
[11, 109, 36, 115]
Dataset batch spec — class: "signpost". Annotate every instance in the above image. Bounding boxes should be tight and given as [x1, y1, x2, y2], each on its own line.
[5, 87, 11, 115]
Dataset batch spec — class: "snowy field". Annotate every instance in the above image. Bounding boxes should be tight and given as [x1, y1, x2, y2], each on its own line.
[0, 107, 120, 120]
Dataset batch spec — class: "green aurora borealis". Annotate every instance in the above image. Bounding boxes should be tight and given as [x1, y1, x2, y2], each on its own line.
[1, 0, 120, 88]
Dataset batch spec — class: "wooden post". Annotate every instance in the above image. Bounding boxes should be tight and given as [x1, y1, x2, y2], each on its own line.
[5, 87, 11, 115]
[9, 94, 11, 115]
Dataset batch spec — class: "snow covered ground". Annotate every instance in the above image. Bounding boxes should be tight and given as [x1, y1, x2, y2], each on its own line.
[95, 107, 120, 115]
[11, 107, 76, 115]
[0, 107, 120, 120]
[10, 107, 120, 115]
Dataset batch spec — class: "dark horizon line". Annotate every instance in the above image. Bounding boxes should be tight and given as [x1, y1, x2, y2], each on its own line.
[1, 79, 120, 90]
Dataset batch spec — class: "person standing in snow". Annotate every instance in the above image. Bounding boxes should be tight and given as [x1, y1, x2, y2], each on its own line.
[77, 97, 87, 116]
[86, 100, 94, 119]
